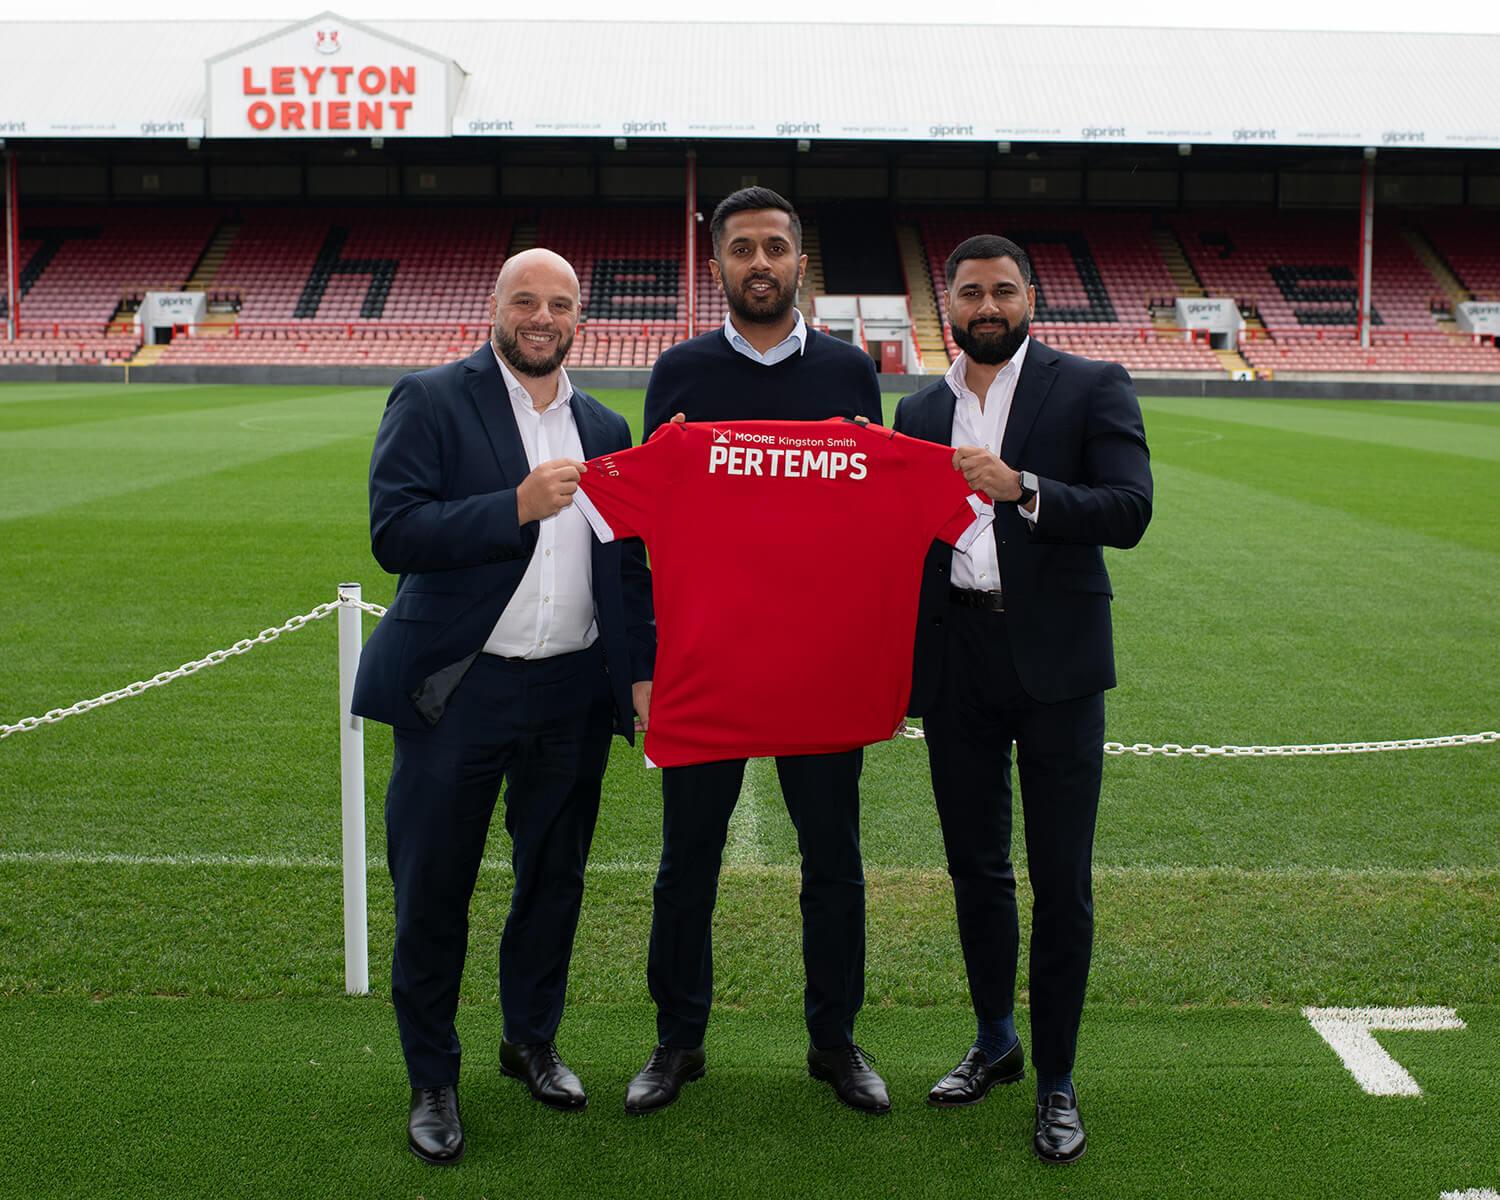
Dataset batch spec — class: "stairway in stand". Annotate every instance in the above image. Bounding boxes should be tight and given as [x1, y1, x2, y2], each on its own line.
[796, 219, 826, 326]
[895, 223, 948, 372]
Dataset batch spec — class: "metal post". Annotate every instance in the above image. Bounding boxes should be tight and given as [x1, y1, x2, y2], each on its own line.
[4, 149, 17, 343]
[337, 582, 369, 995]
[685, 148, 697, 340]
[1358, 150, 1375, 350]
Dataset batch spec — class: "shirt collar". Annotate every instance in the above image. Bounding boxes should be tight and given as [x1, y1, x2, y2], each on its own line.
[945, 335, 1031, 401]
[492, 341, 574, 413]
[722, 308, 808, 362]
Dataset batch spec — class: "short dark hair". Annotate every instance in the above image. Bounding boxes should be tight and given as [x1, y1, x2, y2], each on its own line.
[709, 186, 803, 256]
[944, 234, 1034, 288]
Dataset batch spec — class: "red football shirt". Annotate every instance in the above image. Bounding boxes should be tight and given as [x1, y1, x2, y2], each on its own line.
[574, 418, 992, 768]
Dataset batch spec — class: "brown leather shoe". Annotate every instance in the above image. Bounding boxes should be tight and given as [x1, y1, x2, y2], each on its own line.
[927, 1042, 1025, 1106]
[1034, 1090, 1087, 1164]
[408, 1085, 465, 1165]
[807, 1043, 891, 1114]
[624, 1044, 706, 1114]
[500, 1040, 587, 1111]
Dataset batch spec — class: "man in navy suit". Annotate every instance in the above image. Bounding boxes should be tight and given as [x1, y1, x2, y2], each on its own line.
[352, 248, 655, 1165]
[893, 235, 1151, 1165]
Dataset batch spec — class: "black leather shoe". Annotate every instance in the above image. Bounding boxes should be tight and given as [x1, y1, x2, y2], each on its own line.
[927, 1042, 1025, 1106]
[408, 1085, 465, 1165]
[807, 1043, 891, 1114]
[624, 1044, 706, 1114]
[1034, 1090, 1087, 1164]
[500, 1040, 587, 1111]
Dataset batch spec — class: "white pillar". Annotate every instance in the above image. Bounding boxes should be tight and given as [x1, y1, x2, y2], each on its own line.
[1359, 150, 1375, 349]
[337, 583, 369, 995]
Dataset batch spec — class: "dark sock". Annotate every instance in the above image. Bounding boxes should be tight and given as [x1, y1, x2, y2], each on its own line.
[974, 1015, 1018, 1061]
[1037, 1073, 1074, 1102]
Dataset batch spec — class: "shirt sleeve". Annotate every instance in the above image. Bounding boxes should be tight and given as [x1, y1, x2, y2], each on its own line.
[574, 421, 679, 544]
[893, 429, 994, 551]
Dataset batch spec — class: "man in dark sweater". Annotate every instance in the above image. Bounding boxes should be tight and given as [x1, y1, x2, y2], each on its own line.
[626, 187, 889, 1116]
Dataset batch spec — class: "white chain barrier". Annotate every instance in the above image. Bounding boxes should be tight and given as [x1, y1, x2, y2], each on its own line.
[900, 726, 1498, 754]
[0, 589, 388, 741]
[0, 588, 1491, 761]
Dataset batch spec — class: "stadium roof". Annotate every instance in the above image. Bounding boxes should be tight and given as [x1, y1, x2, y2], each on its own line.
[1, 13, 1498, 149]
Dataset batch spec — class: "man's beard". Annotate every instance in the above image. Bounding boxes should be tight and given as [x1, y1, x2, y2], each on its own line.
[951, 312, 1030, 365]
[493, 323, 573, 377]
[725, 272, 796, 326]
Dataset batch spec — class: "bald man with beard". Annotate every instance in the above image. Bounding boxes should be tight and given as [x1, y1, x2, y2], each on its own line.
[353, 248, 656, 1165]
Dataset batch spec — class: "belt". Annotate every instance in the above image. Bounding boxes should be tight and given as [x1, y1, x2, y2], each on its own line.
[948, 586, 1004, 613]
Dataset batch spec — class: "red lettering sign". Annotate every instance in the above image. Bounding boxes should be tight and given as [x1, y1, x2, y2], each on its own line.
[358, 101, 382, 130]
[271, 67, 295, 95]
[247, 101, 274, 130]
[390, 66, 415, 94]
[329, 102, 350, 130]
[242, 67, 266, 96]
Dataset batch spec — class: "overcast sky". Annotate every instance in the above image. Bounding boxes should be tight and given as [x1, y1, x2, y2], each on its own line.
[15, 0, 1500, 34]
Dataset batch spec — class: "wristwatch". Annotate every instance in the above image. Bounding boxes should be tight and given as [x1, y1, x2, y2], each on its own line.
[1017, 470, 1039, 506]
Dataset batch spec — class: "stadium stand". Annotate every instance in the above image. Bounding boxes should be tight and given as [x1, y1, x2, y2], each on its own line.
[0, 207, 219, 365]
[149, 206, 507, 367]
[1420, 211, 1500, 302]
[4, 202, 1496, 375]
[911, 209, 1223, 373]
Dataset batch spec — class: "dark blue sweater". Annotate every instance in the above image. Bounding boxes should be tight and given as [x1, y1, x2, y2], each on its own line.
[643, 326, 884, 436]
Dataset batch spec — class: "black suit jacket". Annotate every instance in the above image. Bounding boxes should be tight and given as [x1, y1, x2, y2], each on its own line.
[351, 345, 655, 733]
[894, 340, 1151, 710]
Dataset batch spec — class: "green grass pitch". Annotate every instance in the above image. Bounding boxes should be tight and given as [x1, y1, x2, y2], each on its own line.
[1, 381, 1497, 1199]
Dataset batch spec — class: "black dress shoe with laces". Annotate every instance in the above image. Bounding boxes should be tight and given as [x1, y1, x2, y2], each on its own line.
[408, 1085, 465, 1165]
[500, 1040, 587, 1110]
[807, 1043, 891, 1114]
[927, 1042, 1025, 1106]
[1034, 1090, 1087, 1164]
[624, 1044, 706, 1114]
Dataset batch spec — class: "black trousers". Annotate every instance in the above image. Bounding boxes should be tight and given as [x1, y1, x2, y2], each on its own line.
[384, 645, 612, 1088]
[923, 603, 1105, 1078]
[648, 749, 865, 1050]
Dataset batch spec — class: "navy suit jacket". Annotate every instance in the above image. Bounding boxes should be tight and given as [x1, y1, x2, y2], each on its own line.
[893, 340, 1152, 710]
[351, 345, 655, 734]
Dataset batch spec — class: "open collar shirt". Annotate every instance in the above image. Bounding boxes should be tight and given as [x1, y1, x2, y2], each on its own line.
[483, 348, 598, 658]
[946, 336, 1038, 592]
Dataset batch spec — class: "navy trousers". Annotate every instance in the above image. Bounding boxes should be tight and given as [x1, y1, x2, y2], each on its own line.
[385, 645, 612, 1088]
[648, 749, 866, 1050]
[922, 603, 1105, 1078]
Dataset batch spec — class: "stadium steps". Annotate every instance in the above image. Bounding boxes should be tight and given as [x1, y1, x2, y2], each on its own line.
[507, 221, 539, 257]
[1152, 227, 1204, 305]
[1402, 227, 1471, 331]
[128, 343, 170, 366]
[1214, 347, 1251, 372]
[797, 220, 826, 324]
[187, 221, 240, 292]
[895, 223, 949, 371]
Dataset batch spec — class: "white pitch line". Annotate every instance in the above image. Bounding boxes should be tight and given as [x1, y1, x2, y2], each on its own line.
[724, 758, 771, 865]
[1441, 1190, 1500, 1200]
[1304, 1005, 1467, 1096]
[0, 850, 1492, 884]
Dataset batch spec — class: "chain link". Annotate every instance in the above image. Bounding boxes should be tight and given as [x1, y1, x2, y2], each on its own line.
[1, 596, 362, 740]
[899, 725, 1498, 756]
[4, 592, 1493, 761]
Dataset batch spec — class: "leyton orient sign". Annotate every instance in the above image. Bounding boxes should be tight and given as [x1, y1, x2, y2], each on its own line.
[206, 12, 464, 138]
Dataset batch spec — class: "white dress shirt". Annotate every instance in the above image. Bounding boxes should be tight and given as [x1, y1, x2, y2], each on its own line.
[483, 349, 599, 658]
[946, 337, 1038, 593]
[723, 309, 807, 365]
